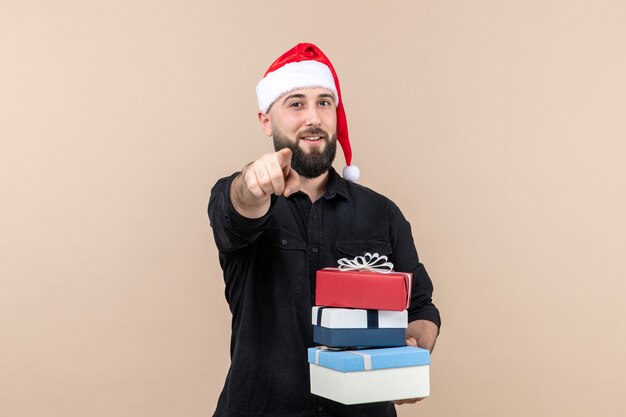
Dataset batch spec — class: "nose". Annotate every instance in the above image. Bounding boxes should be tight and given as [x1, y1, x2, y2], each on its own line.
[305, 106, 322, 127]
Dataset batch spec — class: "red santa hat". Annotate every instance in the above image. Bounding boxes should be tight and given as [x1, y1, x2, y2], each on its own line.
[256, 43, 360, 182]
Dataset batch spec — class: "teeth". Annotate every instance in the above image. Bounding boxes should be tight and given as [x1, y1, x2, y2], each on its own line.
[303, 136, 321, 141]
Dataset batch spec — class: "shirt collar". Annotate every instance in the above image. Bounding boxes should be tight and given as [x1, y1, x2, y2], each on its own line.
[284, 168, 350, 201]
[323, 167, 350, 201]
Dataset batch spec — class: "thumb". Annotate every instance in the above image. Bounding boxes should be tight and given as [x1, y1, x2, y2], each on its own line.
[406, 337, 418, 347]
[283, 165, 301, 197]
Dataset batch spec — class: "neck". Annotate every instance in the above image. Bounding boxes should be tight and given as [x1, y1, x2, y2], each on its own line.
[299, 170, 330, 202]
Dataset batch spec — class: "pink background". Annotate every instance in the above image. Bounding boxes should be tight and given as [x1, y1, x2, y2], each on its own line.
[2, 1, 625, 416]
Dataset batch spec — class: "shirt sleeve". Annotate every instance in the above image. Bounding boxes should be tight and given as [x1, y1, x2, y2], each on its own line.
[387, 202, 441, 329]
[208, 172, 275, 256]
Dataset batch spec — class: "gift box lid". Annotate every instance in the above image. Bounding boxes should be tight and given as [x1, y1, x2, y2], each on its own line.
[308, 346, 430, 372]
[316, 268, 412, 311]
[312, 306, 408, 329]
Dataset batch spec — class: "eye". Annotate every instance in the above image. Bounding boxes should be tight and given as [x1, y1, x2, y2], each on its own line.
[289, 101, 303, 108]
[319, 100, 332, 107]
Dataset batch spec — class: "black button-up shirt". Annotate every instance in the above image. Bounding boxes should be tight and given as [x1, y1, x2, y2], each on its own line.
[208, 168, 440, 417]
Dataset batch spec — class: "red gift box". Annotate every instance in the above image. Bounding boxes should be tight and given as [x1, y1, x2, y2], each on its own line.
[315, 268, 412, 311]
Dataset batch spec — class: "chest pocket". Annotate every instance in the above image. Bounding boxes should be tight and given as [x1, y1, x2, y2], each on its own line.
[256, 227, 307, 295]
[335, 239, 393, 260]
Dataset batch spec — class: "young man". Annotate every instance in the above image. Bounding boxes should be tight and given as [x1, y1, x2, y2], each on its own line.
[208, 43, 440, 417]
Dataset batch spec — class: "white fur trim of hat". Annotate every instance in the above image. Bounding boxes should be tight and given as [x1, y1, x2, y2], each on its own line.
[256, 60, 339, 113]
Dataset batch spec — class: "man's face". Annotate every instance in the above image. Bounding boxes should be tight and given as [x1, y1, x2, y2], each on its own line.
[260, 88, 338, 178]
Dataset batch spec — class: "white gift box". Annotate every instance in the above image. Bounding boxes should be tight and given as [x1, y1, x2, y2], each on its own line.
[312, 306, 408, 329]
[308, 346, 430, 405]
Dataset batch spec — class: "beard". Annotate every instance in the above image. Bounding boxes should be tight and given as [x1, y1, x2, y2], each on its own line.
[272, 126, 337, 178]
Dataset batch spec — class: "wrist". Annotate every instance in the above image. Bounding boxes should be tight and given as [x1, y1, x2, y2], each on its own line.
[230, 172, 270, 218]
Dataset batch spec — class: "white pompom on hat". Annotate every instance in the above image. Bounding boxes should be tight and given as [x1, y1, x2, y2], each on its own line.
[256, 43, 360, 182]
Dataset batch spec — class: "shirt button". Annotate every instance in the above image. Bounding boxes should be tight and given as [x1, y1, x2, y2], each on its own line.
[317, 405, 324, 412]
[281, 239, 288, 245]
[312, 247, 319, 253]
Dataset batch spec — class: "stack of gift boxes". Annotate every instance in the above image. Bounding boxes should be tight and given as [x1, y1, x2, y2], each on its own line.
[307, 255, 431, 405]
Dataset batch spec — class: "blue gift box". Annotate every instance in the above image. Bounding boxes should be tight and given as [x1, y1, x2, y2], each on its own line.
[313, 325, 406, 348]
[307, 346, 430, 372]
[308, 346, 431, 404]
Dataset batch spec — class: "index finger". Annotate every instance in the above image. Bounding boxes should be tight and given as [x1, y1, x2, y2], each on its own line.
[276, 148, 293, 173]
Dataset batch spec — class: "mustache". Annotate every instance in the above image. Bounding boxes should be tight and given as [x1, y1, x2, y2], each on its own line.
[298, 128, 329, 140]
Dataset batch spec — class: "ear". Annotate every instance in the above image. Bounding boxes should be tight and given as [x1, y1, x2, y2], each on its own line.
[258, 112, 273, 137]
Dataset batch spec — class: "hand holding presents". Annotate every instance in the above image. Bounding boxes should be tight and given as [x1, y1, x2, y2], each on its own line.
[391, 337, 425, 406]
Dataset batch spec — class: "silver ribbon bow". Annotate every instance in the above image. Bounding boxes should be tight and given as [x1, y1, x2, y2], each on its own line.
[337, 252, 394, 274]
